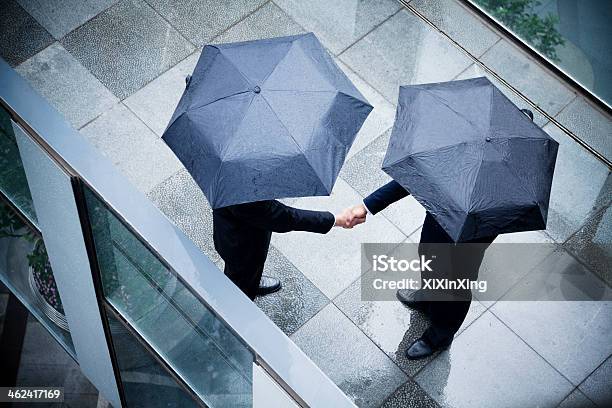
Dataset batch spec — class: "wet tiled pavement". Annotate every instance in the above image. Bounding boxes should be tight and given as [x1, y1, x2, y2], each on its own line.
[2, 0, 610, 406]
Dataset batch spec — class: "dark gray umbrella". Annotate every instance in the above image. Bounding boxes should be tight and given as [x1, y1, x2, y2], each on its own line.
[382, 77, 559, 241]
[162, 33, 372, 208]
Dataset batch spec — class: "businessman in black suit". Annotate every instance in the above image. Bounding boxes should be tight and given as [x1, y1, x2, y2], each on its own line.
[213, 200, 358, 300]
[348, 180, 496, 359]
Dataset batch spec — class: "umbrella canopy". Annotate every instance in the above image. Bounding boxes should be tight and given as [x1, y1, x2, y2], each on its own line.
[162, 33, 372, 208]
[382, 77, 559, 242]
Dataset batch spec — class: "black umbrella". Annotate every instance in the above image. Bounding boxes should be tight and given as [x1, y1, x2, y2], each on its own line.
[382, 77, 559, 241]
[162, 33, 372, 208]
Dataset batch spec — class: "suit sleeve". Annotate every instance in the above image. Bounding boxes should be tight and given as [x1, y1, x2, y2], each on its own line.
[363, 180, 410, 215]
[229, 200, 335, 234]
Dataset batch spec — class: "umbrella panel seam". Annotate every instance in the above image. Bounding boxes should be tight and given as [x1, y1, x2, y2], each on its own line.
[258, 39, 299, 89]
[467, 140, 540, 213]
[420, 88, 489, 137]
[257, 93, 330, 193]
[215, 46, 254, 88]
[211, 94, 258, 205]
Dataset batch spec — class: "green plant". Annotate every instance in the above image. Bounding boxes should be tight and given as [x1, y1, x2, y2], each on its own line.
[28, 239, 64, 314]
[476, 0, 565, 61]
[0, 200, 64, 314]
[0, 203, 28, 239]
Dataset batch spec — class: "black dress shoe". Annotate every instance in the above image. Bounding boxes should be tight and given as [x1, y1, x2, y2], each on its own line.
[396, 289, 429, 313]
[405, 336, 451, 360]
[257, 276, 282, 296]
[520, 108, 534, 121]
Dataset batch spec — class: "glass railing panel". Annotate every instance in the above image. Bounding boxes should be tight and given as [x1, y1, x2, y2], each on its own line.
[0, 108, 74, 356]
[468, 0, 612, 106]
[83, 184, 253, 408]
[104, 304, 202, 408]
[0, 106, 36, 226]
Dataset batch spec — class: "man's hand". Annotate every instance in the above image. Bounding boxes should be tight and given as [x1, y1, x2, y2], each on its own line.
[334, 204, 367, 229]
[351, 204, 367, 220]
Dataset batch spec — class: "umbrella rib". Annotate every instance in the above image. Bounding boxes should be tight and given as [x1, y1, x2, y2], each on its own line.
[258, 93, 329, 193]
[467, 141, 539, 213]
[487, 83, 494, 137]
[210, 94, 258, 202]
[264, 89, 338, 93]
[420, 88, 488, 138]
[189, 89, 251, 112]
[408, 153, 471, 215]
[490, 140, 539, 202]
[465, 147, 487, 214]
[388, 141, 476, 166]
[215, 46, 254, 87]
[259, 39, 297, 87]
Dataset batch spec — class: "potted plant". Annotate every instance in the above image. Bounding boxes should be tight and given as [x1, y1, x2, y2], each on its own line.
[0, 200, 68, 330]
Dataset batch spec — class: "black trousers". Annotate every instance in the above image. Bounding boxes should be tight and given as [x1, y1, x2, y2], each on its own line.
[222, 234, 271, 301]
[418, 240, 490, 347]
[223, 262, 265, 301]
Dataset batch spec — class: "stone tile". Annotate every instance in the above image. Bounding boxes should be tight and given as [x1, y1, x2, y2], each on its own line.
[334, 275, 485, 376]
[124, 52, 199, 136]
[480, 40, 575, 117]
[61, 0, 195, 99]
[146, 169, 219, 263]
[381, 379, 441, 408]
[340, 129, 427, 236]
[408, 228, 423, 245]
[17, 364, 76, 387]
[494, 230, 554, 244]
[456, 64, 550, 127]
[579, 356, 612, 407]
[145, 0, 266, 46]
[272, 178, 406, 299]
[63, 366, 98, 395]
[555, 97, 612, 163]
[557, 389, 597, 408]
[16, 0, 119, 39]
[335, 60, 396, 159]
[126, 3, 305, 137]
[500, 245, 612, 301]
[278, 197, 299, 206]
[0, 0, 54, 66]
[492, 297, 612, 386]
[16, 43, 118, 129]
[415, 311, 574, 408]
[476, 233, 556, 307]
[213, 2, 305, 44]
[410, 0, 499, 57]
[492, 251, 612, 384]
[564, 206, 612, 286]
[339, 10, 473, 103]
[543, 123, 611, 242]
[19, 318, 74, 367]
[274, 0, 401, 55]
[291, 303, 408, 407]
[80, 103, 182, 193]
[255, 247, 329, 335]
[64, 393, 100, 408]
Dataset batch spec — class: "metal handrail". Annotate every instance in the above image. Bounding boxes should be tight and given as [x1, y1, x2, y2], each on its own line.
[0, 58, 355, 408]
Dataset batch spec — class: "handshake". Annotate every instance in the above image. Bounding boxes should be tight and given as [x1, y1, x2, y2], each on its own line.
[334, 204, 368, 229]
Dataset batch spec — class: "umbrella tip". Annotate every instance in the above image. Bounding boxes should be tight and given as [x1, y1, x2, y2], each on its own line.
[485, 137, 492, 142]
[252, 85, 261, 94]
